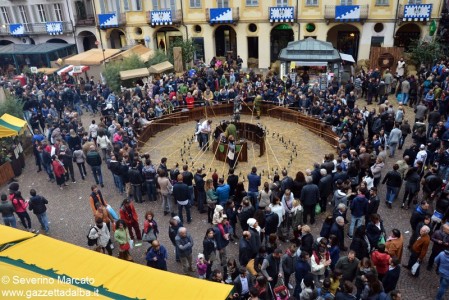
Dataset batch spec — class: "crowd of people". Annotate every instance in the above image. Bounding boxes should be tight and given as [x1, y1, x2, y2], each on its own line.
[2, 56, 449, 300]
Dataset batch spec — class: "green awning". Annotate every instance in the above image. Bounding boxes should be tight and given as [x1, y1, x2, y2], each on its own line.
[0, 120, 21, 132]
[274, 24, 292, 30]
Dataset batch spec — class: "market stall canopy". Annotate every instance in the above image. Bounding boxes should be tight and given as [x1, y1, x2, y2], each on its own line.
[0, 43, 75, 55]
[64, 49, 121, 65]
[0, 225, 34, 249]
[119, 68, 150, 80]
[36, 68, 58, 75]
[148, 61, 173, 74]
[56, 65, 73, 76]
[0, 126, 17, 138]
[0, 114, 27, 135]
[69, 65, 90, 76]
[0, 226, 233, 300]
[109, 44, 154, 63]
[278, 37, 342, 63]
[340, 53, 355, 63]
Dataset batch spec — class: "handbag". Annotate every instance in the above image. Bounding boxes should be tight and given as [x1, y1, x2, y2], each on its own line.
[142, 228, 157, 242]
[378, 234, 386, 246]
[411, 261, 420, 275]
[315, 203, 321, 215]
[129, 239, 134, 250]
[106, 205, 119, 221]
[119, 242, 130, 251]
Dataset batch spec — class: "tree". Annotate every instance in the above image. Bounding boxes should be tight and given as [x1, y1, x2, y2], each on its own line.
[406, 37, 445, 69]
[0, 93, 24, 119]
[147, 50, 169, 67]
[103, 54, 147, 92]
[167, 38, 196, 70]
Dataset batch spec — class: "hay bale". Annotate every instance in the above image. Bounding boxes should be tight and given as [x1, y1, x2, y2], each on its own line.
[270, 61, 280, 73]
[248, 57, 259, 69]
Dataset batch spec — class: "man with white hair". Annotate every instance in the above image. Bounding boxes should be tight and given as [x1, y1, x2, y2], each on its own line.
[175, 227, 195, 275]
[405, 225, 430, 277]
[414, 144, 428, 167]
[330, 216, 346, 250]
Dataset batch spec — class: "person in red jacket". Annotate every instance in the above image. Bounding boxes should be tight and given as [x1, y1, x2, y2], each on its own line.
[119, 199, 142, 245]
[51, 155, 67, 189]
[186, 92, 195, 109]
[371, 244, 391, 280]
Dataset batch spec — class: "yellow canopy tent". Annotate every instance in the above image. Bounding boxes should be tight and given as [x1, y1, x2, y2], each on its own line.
[0, 226, 233, 300]
[36, 68, 58, 75]
[0, 113, 27, 135]
[119, 68, 150, 80]
[148, 61, 173, 74]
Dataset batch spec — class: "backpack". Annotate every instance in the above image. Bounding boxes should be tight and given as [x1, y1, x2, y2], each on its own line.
[87, 227, 98, 246]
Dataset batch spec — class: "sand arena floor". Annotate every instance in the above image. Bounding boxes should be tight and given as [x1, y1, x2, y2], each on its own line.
[140, 114, 335, 184]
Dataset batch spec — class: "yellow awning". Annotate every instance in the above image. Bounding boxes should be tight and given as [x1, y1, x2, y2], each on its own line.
[0, 126, 18, 138]
[119, 68, 150, 80]
[36, 68, 58, 75]
[0, 113, 28, 135]
[109, 44, 154, 63]
[148, 61, 173, 74]
[0, 226, 233, 300]
[64, 49, 121, 66]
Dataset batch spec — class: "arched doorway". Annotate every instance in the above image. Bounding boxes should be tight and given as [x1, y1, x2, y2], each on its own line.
[327, 24, 360, 60]
[214, 25, 237, 58]
[109, 29, 125, 49]
[394, 24, 421, 50]
[270, 24, 294, 62]
[78, 31, 96, 51]
[46, 38, 68, 43]
[154, 27, 182, 53]
[0, 40, 13, 45]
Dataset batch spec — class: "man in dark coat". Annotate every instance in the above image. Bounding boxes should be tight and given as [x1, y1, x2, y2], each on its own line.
[264, 206, 279, 238]
[238, 231, 253, 267]
[382, 257, 401, 293]
[247, 218, 261, 259]
[293, 251, 311, 299]
[330, 216, 347, 251]
[193, 168, 207, 213]
[300, 176, 320, 224]
[318, 169, 333, 212]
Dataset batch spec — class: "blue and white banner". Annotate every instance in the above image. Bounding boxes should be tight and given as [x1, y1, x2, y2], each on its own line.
[151, 10, 172, 26]
[335, 5, 360, 22]
[403, 4, 432, 21]
[209, 8, 233, 24]
[46, 22, 63, 35]
[9, 23, 25, 36]
[98, 13, 118, 28]
[269, 6, 294, 23]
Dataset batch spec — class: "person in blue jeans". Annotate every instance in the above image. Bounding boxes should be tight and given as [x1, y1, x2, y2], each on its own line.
[435, 249, 449, 300]
[28, 189, 49, 234]
[173, 174, 192, 224]
[0, 193, 16, 227]
[247, 167, 261, 208]
[86, 145, 104, 187]
[381, 164, 402, 209]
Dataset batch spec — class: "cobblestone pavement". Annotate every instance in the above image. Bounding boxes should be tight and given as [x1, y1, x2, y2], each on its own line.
[1, 96, 448, 300]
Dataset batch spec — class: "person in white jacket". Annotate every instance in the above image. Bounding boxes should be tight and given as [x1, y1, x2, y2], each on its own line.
[269, 197, 285, 238]
[88, 218, 112, 255]
[310, 240, 331, 283]
[96, 131, 112, 161]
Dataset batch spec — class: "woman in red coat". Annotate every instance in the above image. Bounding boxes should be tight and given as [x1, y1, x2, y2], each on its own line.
[371, 244, 391, 280]
[51, 155, 67, 189]
[186, 92, 195, 109]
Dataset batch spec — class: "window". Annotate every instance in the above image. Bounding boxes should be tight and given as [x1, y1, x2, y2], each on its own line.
[0, 7, 10, 24]
[152, 0, 176, 10]
[375, 0, 389, 5]
[54, 3, 63, 22]
[37, 4, 47, 22]
[19, 5, 29, 24]
[340, 0, 353, 5]
[106, 0, 118, 13]
[131, 0, 142, 11]
[276, 0, 288, 6]
[217, 0, 229, 7]
[190, 0, 201, 8]
[306, 0, 318, 6]
[408, 0, 422, 3]
[124, 0, 130, 11]
[246, 0, 258, 6]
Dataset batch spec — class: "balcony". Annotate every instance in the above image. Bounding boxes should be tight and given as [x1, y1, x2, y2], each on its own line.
[398, 4, 432, 22]
[324, 5, 369, 23]
[7, 22, 72, 36]
[146, 9, 182, 26]
[30, 22, 73, 35]
[97, 13, 126, 29]
[206, 7, 239, 24]
[75, 14, 95, 26]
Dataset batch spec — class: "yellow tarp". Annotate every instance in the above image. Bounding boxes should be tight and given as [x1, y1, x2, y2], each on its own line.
[0, 126, 18, 138]
[120, 68, 150, 80]
[64, 49, 121, 66]
[0, 225, 34, 245]
[0, 113, 27, 129]
[148, 61, 173, 74]
[0, 226, 233, 300]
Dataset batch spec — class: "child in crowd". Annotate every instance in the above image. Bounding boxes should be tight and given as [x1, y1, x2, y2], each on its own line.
[197, 253, 208, 279]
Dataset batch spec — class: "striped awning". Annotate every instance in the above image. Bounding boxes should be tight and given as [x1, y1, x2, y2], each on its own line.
[56, 65, 74, 76]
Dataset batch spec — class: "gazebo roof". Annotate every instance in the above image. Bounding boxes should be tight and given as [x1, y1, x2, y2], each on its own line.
[278, 38, 342, 63]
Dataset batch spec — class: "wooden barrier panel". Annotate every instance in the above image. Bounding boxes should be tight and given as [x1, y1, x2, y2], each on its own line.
[0, 161, 15, 186]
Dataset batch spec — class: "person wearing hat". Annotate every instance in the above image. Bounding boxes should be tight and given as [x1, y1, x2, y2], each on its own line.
[247, 218, 261, 259]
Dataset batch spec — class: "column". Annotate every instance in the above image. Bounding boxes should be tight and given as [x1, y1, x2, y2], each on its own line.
[258, 23, 271, 69]
[236, 24, 248, 69]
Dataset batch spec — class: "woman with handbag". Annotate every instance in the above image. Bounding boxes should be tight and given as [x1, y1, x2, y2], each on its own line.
[142, 210, 159, 245]
[114, 219, 133, 261]
[206, 179, 218, 224]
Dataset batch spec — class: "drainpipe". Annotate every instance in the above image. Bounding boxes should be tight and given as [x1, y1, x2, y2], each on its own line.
[65, 0, 78, 51]
[296, 0, 300, 40]
[393, 0, 400, 42]
[180, 0, 189, 40]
